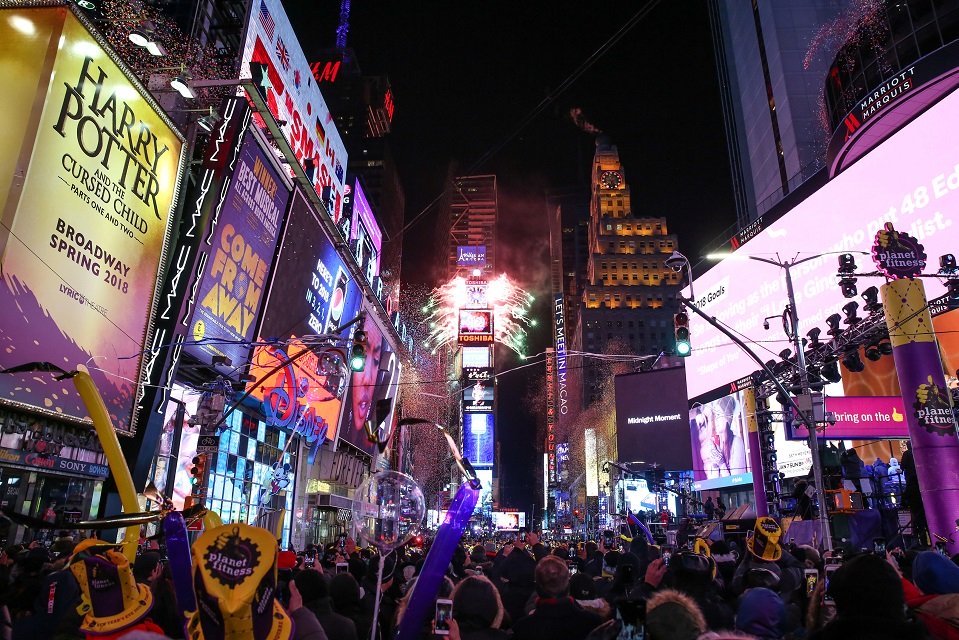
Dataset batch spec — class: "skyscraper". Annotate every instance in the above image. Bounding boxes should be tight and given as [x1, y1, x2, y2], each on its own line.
[710, 0, 855, 227]
[572, 137, 682, 408]
[445, 175, 498, 278]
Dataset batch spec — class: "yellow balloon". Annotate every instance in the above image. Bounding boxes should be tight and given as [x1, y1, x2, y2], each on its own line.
[72, 366, 140, 562]
[202, 510, 223, 529]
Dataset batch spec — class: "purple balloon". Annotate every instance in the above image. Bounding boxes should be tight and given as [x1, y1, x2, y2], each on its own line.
[395, 483, 479, 640]
[162, 511, 197, 626]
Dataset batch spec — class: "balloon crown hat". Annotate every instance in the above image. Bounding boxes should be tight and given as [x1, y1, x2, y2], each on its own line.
[187, 523, 293, 640]
[69, 539, 154, 635]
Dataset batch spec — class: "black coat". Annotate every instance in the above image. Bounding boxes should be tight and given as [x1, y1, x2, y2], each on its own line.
[306, 597, 358, 640]
[809, 616, 930, 640]
[511, 597, 603, 640]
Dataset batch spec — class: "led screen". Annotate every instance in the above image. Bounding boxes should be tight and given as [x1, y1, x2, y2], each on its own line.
[241, 0, 348, 223]
[457, 245, 487, 267]
[0, 8, 181, 434]
[463, 380, 494, 413]
[624, 478, 677, 515]
[186, 129, 288, 370]
[493, 511, 526, 531]
[349, 180, 382, 284]
[458, 309, 494, 345]
[247, 188, 362, 461]
[614, 368, 692, 471]
[339, 302, 402, 455]
[690, 390, 750, 489]
[686, 87, 959, 399]
[463, 412, 494, 467]
[462, 347, 491, 368]
[158, 384, 202, 511]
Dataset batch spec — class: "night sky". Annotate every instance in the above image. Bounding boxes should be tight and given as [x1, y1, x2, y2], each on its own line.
[285, 1, 737, 513]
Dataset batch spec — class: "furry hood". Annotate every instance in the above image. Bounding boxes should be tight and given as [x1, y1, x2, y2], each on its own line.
[646, 590, 708, 640]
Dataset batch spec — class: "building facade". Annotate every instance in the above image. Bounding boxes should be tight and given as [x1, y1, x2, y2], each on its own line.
[573, 138, 683, 406]
[710, 0, 856, 226]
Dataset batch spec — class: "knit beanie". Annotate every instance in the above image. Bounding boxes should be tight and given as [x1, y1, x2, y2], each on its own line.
[827, 553, 904, 619]
[913, 550, 959, 595]
[736, 587, 786, 639]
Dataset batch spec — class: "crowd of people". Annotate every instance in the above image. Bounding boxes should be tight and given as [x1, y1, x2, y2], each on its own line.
[3, 517, 959, 640]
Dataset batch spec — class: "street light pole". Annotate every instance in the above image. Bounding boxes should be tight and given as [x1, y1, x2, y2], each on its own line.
[750, 255, 833, 551]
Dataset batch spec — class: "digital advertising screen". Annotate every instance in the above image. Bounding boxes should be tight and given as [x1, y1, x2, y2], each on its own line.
[689, 390, 751, 490]
[624, 478, 677, 515]
[685, 87, 959, 400]
[463, 412, 494, 468]
[456, 245, 487, 267]
[349, 180, 382, 284]
[463, 380, 494, 413]
[458, 309, 494, 345]
[462, 347, 492, 368]
[157, 384, 202, 511]
[241, 0, 349, 224]
[0, 7, 182, 434]
[493, 511, 526, 531]
[614, 368, 692, 471]
[339, 303, 402, 456]
[186, 129, 288, 371]
[247, 188, 362, 461]
[787, 395, 910, 440]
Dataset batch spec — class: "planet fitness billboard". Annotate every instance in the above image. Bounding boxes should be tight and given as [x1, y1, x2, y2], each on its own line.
[686, 87, 959, 400]
[0, 7, 182, 433]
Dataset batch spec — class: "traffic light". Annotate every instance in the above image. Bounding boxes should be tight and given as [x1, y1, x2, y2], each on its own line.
[673, 312, 691, 357]
[349, 330, 367, 372]
[189, 455, 206, 486]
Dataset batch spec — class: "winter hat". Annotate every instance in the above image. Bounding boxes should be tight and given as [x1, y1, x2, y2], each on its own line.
[293, 569, 327, 602]
[913, 550, 959, 595]
[603, 550, 621, 574]
[451, 575, 504, 629]
[69, 540, 154, 636]
[645, 589, 707, 640]
[186, 523, 293, 640]
[470, 545, 487, 564]
[329, 573, 362, 610]
[277, 550, 297, 571]
[746, 517, 783, 562]
[827, 553, 904, 619]
[569, 572, 598, 600]
[736, 587, 786, 639]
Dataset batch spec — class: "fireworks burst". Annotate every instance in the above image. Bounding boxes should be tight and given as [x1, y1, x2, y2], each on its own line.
[422, 274, 534, 356]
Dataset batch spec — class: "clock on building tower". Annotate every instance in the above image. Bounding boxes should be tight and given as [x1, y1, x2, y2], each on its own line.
[600, 170, 623, 189]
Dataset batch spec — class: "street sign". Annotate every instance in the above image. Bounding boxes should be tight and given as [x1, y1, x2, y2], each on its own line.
[196, 435, 220, 454]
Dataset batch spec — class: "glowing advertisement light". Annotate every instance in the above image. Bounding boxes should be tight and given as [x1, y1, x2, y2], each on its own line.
[686, 88, 959, 400]
[0, 8, 182, 433]
[241, 0, 348, 223]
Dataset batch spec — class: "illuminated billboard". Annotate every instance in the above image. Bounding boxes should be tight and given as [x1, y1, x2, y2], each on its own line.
[690, 390, 750, 490]
[349, 180, 382, 285]
[462, 347, 491, 368]
[614, 368, 692, 471]
[186, 129, 288, 370]
[463, 380, 494, 413]
[493, 511, 526, 531]
[247, 188, 362, 462]
[463, 412, 494, 468]
[458, 309, 494, 345]
[686, 87, 959, 400]
[787, 395, 910, 440]
[457, 245, 487, 267]
[339, 302, 402, 456]
[0, 7, 182, 433]
[241, 0, 349, 224]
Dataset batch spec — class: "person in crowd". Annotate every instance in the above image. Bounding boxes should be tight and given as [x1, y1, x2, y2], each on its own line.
[450, 574, 510, 640]
[287, 579, 330, 640]
[665, 550, 734, 630]
[497, 531, 538, 624]
[511, 555, 603, 640]
[735, 587, 787, 639]
[840, 448, 865, 496]
[897, 550, 959, 639]
[704, 497, 716, 521]
[569, 572, 611, 620]
[329, 572, 374, 640]
[792, 478, 815, 520]
[715, 498, 727, 520]
[644, 589, 707, 640]
[294, 568, 358, 640]
[809, 553, 927, 639]
[132, 552, 182, 639]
